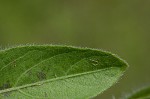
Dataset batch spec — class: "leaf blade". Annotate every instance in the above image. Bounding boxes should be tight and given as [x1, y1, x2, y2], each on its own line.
[0, 45, 128, 99]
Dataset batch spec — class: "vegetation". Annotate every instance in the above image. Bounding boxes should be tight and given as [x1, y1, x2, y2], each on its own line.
[0, 45, 128, 99]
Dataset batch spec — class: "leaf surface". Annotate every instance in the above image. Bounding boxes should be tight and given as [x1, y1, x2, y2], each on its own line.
[128, 87, 150, 99]
[0, 45, 128, 99]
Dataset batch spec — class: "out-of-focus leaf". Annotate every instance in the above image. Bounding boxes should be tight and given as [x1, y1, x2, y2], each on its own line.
[128, 87, 150, 99]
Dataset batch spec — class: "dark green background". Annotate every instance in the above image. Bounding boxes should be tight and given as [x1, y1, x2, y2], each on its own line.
[0, 0, 150, 98]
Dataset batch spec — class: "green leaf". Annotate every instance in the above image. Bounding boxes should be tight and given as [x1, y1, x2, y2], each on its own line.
[0, 45, 128, 99]
[128, 87, 150, 99]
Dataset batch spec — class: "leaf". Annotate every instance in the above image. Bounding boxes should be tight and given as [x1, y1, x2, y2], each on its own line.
[127, 87, 150, 99]
[0, 45, 128, 99]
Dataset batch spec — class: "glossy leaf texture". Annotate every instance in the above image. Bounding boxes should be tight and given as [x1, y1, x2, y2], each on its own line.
[0, 45, 128, 99]
[128, 87, 150, 99]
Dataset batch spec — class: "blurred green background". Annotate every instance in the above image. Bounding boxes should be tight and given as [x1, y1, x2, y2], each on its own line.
[0, 0, 150, 98]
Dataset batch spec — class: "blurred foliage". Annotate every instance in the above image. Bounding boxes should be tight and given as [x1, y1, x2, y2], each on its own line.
[0, 0, 150, 98]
